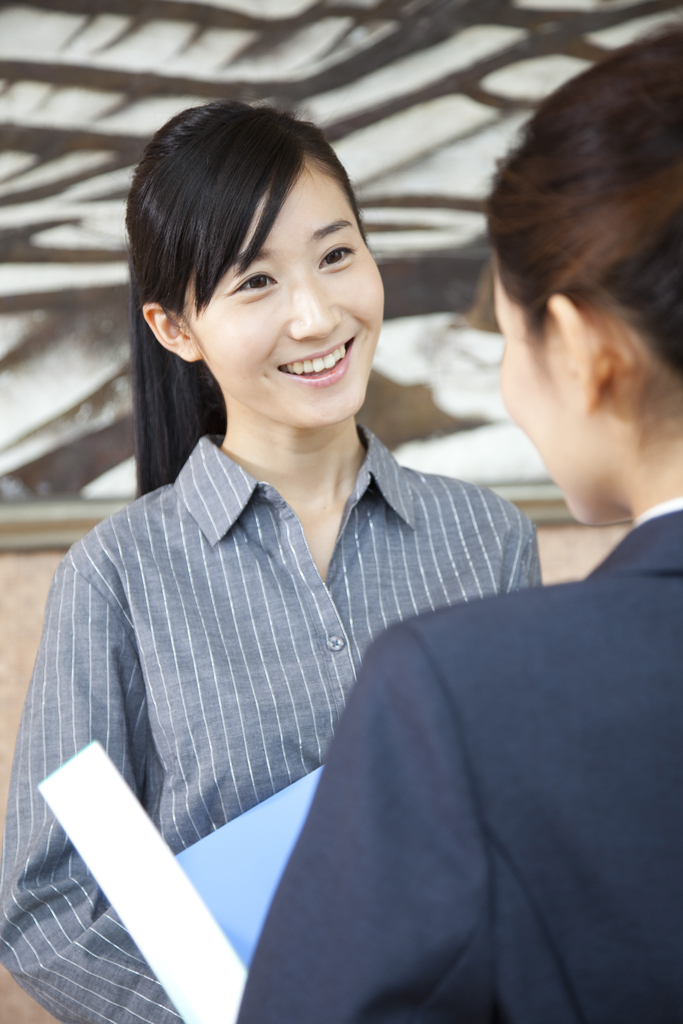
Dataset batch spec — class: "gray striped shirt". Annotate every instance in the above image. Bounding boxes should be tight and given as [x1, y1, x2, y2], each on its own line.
[0, 430, 540, 1024]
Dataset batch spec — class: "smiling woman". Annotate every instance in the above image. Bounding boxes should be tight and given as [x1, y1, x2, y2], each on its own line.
[0, 101, 540, 1024]
[140, 162, 383, 579]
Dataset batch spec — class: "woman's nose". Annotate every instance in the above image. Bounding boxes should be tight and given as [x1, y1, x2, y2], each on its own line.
[287, 280, 341, 341]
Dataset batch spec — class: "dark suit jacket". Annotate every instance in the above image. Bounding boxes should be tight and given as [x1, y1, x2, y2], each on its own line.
[238, 512, 683, 1024]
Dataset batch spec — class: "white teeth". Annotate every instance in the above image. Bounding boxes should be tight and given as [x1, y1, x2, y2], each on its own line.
[284, 343, 348, 375]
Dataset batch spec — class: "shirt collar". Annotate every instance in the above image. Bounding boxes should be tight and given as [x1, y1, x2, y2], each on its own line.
[175, 430, 415, 547]
[359, 426, 415, 529]
[175, 436, 258, 547]
[633, 495, 683, 529]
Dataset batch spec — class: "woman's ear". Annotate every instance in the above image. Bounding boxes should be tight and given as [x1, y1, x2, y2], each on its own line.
[143, 303, 203, 363]
[546, 294, 638, 414]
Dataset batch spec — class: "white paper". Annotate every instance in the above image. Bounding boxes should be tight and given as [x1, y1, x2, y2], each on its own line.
[39, 741, 247, 1024]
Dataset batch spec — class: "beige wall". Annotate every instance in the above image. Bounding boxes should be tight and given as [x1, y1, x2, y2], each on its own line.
[0, 523, 630, 1021]
[0, 552, 63, 1023]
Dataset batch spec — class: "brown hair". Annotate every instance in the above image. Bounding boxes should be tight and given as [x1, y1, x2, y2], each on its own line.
[488, 29, 683, 375]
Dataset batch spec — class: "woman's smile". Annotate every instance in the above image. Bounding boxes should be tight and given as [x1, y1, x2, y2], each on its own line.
[279, 339, 353, 386]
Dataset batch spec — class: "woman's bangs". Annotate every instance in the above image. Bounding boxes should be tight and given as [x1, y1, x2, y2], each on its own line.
[192, 125, 304, 312]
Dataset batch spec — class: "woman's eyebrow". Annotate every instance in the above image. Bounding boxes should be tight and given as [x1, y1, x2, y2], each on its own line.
[312, 219, 353, 242]
[235, 245, 272, 272]
[238, 219, 353, 267]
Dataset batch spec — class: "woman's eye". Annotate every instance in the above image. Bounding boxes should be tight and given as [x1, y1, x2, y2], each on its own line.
[240, 274, 272, 291]
[323, 247, 352, 267]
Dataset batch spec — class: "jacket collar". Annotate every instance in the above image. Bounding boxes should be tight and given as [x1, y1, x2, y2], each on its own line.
[175, 429, 415, 547]
[591, 510, 683, 579]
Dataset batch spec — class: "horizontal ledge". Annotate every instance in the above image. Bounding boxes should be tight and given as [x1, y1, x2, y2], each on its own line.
[0, 486, 580, 551]
[488, 483, 578, 526]
[0, 498, 129, 550]
[0, 498, 129, 525]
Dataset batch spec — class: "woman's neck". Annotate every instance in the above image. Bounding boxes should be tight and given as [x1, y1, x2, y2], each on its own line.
[580, 403, 683, 525]
[624, 427, 683, 522]
[220, 414, 366, 581]
[221, 415, 365, 507]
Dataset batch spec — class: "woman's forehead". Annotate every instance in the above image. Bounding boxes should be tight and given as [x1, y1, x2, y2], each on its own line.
[270, 166, 356, 232]
[245, 170, 358, 257]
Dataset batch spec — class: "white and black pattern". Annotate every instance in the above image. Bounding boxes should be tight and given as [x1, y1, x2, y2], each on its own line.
[0, 0, 681, 500]
[0, 430, 539, 1023]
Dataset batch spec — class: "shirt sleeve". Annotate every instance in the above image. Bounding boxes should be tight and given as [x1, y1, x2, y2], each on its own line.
[0, 555, 181, 1024]
[238, 621, 493, 1024]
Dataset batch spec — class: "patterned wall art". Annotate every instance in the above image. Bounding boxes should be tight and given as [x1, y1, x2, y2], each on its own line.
[0, 0, 681, 503]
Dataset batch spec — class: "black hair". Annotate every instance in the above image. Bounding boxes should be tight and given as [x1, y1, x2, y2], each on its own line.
[126, 100, 364, 496]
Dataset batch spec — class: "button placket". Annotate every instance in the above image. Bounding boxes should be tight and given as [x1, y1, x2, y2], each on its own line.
[269, 494, 355, 707]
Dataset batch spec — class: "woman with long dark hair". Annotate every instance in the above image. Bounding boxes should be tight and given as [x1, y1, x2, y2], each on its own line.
[236, 30, 683, 1024]
[0, 101, 538, 1023]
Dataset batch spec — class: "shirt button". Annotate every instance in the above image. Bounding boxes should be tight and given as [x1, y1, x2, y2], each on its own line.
[327, 635, 345, 652]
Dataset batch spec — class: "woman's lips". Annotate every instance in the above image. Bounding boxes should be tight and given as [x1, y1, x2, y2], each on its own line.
[279, 339, 354, 386]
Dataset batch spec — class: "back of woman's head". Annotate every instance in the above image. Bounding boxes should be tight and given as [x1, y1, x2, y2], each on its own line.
[488, 29, 683, 376]
[127, 100, 362, 496]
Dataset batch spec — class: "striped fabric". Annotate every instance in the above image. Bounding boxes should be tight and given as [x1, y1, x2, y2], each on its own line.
[0, 429, 540, 1024]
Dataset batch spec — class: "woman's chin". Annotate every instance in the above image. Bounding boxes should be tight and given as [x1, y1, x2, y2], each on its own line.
[289, 411, 361, 434]
[261, 400, 362, 435]
[563, 490, 631, 527]
[279, 388, 367, 432]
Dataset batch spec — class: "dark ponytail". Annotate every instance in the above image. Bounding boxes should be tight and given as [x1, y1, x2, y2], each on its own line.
[129, 269, 226, 497]
[126, 100, 363, 496]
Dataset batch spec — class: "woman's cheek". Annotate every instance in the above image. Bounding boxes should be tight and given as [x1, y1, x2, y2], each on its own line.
[215, 322, 268, 379]
[366, 263, 386, 323]
[346, 257, 384, 322]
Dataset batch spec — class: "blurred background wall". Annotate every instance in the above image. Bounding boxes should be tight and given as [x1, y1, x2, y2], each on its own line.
[2, 0, 680, 1018]
[0, 0, 679, 502]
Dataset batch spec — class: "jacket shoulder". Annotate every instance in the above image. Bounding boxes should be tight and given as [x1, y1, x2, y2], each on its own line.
[402, 568, 670, 696]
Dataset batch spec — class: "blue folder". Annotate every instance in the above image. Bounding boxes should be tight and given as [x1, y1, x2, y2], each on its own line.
[176, 767, 322, 966]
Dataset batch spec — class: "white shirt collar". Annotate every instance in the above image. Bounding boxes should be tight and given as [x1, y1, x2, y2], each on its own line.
[633, 496, 683, 529]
